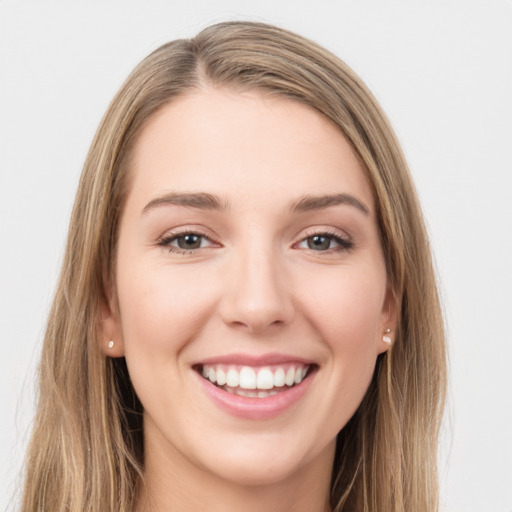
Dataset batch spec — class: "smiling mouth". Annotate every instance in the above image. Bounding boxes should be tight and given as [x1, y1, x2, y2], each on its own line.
[193, 363, 316, 398]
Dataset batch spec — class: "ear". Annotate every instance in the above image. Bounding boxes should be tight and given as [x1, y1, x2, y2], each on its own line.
[98, 293, 125, 358]
[376, 282, 398, 355]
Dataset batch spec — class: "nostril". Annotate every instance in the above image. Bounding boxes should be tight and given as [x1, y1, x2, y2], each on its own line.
[228, 318, 287, 334]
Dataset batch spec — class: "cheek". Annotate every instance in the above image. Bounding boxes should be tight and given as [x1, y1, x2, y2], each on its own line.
[296, 264, 385, 412]
[115, 261, 220, 420]
[298, 264, 386, 347]
[116, 258, 217, 359]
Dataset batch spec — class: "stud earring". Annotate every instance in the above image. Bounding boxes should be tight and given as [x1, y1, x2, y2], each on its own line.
[382, 329, 392, 344]
[108, 340, 114, 349]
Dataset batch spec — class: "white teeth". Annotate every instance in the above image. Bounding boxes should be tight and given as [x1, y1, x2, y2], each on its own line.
[226, 368, 239, 387]
[256, 367, 274, 389]
[239, 367, 257, 389]
[224, 386, 282, 398]
[237, 388, 258, 398]
[285, 368, 295, 386]
[274, 367, 285, 387]
[201, 363, 312, 392]
[216, 368, 226, 386]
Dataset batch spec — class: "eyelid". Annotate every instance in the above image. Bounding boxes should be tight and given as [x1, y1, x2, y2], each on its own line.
[299, 226, 351, 240]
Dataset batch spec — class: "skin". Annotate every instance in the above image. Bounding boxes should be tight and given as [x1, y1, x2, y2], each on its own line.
[101, 88, 396, 512]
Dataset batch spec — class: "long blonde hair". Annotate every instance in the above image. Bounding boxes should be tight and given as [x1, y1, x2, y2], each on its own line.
[21, 21, 446, 512]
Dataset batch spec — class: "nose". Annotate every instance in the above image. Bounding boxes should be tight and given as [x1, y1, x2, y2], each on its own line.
[218, 244, 295, 334]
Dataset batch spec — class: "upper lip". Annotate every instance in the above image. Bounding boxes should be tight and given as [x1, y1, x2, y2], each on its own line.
[192, 352, 316, 367]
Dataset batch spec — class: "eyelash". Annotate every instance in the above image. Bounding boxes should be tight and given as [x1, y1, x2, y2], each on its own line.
[157, 231, 217, 254]
[157, 229, 353, 254]
[297, 229, 354, 253]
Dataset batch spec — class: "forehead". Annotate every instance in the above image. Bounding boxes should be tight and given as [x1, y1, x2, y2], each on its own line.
[127, 87, 374, 214]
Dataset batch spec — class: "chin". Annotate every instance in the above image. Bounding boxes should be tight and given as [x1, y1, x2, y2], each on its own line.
[204, 452, 306, 487]
[195, 431, 335, 489]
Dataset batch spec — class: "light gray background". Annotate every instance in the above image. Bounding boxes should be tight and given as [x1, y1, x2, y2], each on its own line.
[1, 1, 511, 511]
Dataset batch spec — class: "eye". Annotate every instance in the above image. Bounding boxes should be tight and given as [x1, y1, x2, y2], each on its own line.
[297, 232, 352, 252]
[158, 232, 215, 253]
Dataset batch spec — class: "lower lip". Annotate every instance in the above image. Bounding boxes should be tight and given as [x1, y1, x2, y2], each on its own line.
[194, 370, 315, 420]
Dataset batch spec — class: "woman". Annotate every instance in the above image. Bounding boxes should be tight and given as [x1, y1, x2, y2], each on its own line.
[21, 21, 446, 512]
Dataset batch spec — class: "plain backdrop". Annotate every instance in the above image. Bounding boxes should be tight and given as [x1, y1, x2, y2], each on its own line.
[1, 1, 511, 511]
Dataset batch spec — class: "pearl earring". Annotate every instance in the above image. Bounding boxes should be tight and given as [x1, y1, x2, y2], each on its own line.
[108, 340, 114, 349]
[382, 328, 392, 344]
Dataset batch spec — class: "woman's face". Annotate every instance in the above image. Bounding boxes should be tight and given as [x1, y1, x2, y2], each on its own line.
[104, 88, 394, 487]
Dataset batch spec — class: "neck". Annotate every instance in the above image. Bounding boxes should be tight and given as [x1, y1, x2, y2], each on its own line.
[135, 424, 334, 512]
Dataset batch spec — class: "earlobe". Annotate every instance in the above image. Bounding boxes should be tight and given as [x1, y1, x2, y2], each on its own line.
[98, 296, 125, 358]
[377, 284, 398, 354]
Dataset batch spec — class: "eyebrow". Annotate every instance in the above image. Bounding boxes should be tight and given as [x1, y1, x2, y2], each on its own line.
[290, 193, 369, 215]
[142, 192, 230, 214]
[142, 191, 369, 216]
